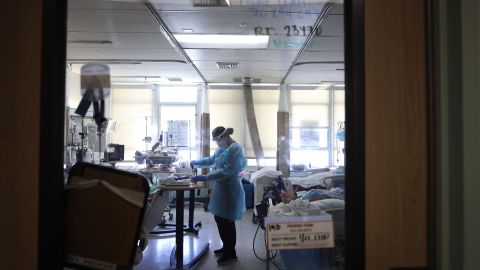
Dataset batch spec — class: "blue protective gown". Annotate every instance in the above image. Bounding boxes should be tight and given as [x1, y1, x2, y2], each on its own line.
[194, 141, 246, 221]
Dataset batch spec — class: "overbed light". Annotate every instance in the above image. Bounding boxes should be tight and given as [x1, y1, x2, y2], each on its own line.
[174, 34, 269, 49]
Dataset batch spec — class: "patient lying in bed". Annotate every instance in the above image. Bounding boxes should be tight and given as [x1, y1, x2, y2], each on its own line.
[269, 188, 344, 218]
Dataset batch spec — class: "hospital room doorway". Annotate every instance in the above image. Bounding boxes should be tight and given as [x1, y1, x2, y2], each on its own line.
[2, 0, 436, 269]
[34, 0, 433, 269]
[63, 0, 349, 269]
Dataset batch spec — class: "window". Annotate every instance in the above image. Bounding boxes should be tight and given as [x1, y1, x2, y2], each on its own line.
[159, 105, 196, 162]
[159, 86, 197, 103]
[209, 88, 279, 167]
[290, 127, 329, 168]
[289, 88, 345, 168]
[334, 90, 346, 166]
[109, 86, 345, 168]
[158, 86, 198, 162]
[209, 89, 245, 152]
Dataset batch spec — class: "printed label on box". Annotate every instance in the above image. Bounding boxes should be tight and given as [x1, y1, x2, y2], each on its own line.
[266, 220, 334, 250]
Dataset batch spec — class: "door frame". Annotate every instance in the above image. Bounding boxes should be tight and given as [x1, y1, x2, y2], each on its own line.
[344, 0, 366, 269]
[38, 0, 68, 269]
[38, 0, 437, 269]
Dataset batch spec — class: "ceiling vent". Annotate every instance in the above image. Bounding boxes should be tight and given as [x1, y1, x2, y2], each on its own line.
[233, 77, 261, 84]
[216, 62, 239, 69]
[167, 77, 183, 82]
[192, 0, 231, 7]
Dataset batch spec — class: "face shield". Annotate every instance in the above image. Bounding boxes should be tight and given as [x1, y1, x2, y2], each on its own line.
[212, 126, 228, 148]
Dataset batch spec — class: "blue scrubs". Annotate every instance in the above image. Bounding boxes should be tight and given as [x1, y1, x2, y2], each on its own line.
[194, 141, 246, 221]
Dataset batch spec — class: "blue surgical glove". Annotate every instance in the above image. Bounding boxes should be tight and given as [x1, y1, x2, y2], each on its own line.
[190, 160, 197, 169]
[191, 175, 206, 183]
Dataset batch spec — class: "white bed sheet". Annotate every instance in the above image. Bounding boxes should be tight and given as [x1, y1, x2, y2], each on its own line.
[288, 171, 335, 189]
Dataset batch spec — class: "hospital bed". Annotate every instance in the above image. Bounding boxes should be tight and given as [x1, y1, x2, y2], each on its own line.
[248, 168, 287, 223]
[288, 171, 345, 192]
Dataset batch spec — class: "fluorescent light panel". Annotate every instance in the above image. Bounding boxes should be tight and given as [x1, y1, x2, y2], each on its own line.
[289, 84, 332, 87]
[174, 34, 269, 49]
[208, 83, 280, 87]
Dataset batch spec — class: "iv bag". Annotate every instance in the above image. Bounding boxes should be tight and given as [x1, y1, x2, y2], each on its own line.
[80, 63, 111, 101]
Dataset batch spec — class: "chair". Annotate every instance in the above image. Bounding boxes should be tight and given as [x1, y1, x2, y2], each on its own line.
[138, 189, 171, 250]
[64, 162, 149, 270]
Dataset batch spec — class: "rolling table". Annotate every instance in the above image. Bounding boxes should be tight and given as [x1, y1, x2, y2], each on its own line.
[159, 183, 209, 270]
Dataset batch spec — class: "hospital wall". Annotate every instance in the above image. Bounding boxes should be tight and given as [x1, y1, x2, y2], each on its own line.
[66, 71, 82, 108]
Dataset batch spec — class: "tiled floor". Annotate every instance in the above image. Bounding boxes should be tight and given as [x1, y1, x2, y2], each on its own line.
[134, 207, 286, 270]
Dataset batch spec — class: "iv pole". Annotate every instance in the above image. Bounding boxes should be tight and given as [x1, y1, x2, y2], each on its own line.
[143, 116, 152, 151]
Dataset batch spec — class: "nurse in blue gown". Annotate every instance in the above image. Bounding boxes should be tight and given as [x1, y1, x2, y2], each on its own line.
[190, 126, 246, 265]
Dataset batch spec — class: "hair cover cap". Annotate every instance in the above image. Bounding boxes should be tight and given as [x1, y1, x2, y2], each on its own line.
[212, 126, 233, 140]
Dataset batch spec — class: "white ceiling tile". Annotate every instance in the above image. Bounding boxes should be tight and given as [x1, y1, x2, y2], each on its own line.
[151, 1, 328, 14]
[292, 63, 343, 71]
[70, 64, 203, 81]
[193, 60, 290, 71]
[67, 32, 175, 49]
[320, 15, 344, 36]
[328, 3, 344, 15]
[184, 49, 269, 61]
[67, 47, 109, 59]
[66, 0, 344, 84]
[94, 48, 184, 60]
[286, 70, 344, 83]
[266, 36, 342, 51]
[69, 0, 145, 10]
[298, 50, 344, 62]
[68, 9, 158, 33]
[161, 11, 318, 35]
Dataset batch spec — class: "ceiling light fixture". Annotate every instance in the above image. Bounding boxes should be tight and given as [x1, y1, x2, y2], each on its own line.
[208, 83, 280, 87]
[112, 81, 198, 86]
[112, 82, 153, 86]
[174, 34, 269, 49]
[289, 83, 332, 87]
[181, 29, 193, 33]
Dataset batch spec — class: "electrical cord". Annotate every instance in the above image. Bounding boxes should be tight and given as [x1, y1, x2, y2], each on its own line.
[264, 227, 281, 270]
[252, 219, 284, 270]
[263, 227, 278, 260]
[270, 254, 283, 270]
[252, 223, 267, 261]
